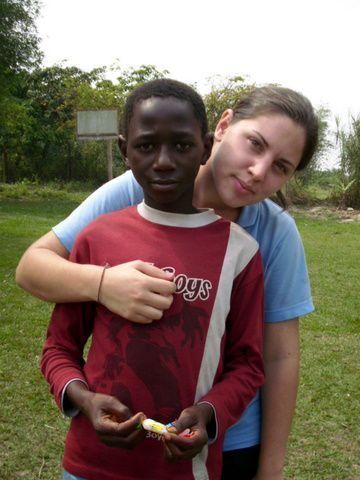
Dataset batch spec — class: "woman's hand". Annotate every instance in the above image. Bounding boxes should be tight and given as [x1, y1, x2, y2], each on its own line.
[16, 232, 176, 324]
[99, 260, 176, 323]
[66, 381, 146, 449]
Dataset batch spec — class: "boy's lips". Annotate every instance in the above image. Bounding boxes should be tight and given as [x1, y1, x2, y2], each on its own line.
[150, 179, 179, 191]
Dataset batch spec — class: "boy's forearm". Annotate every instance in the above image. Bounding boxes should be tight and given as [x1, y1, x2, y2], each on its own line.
[16, 231, 101, 303]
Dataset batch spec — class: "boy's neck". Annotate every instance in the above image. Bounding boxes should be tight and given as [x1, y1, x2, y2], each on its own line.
[143, 200, 199, 215]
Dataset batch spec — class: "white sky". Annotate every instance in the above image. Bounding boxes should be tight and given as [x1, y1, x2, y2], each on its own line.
[37, 0, 360, 167]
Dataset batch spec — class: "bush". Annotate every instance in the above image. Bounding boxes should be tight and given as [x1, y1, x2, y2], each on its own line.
[0, 180, 93, 202]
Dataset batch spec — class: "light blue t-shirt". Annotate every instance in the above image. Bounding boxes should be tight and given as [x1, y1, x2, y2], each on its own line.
[53, 170, 314, 450]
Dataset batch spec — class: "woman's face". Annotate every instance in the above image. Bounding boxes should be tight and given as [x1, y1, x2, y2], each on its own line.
[210, 112, 306, 208]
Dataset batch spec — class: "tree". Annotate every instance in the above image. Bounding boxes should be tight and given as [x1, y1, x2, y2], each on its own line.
[0, 0, 41, 75]
[20, 63, 169, 183]
[25, 64, 105, 181]
[0, 0, 42, 182]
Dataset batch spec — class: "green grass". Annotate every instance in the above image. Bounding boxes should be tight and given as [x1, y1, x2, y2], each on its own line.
[1, 200, 359, 479]
[286, 213, 360, 479]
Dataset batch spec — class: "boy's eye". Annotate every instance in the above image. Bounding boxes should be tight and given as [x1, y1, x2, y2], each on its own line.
[138, 143, 154, 152]
[175, 143, 191, 152]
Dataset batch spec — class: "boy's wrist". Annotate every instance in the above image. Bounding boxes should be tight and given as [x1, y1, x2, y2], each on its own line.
[66, 380, 93, 414]
[196, 402, 214, 424]
[196, 402, 216, 440]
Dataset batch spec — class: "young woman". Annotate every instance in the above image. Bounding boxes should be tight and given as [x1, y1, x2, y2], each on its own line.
[16, 85, 319, 480]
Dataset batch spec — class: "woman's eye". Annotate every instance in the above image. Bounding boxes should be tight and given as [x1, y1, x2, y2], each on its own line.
[249, 137, 262, 150]
[274, 162, 288, 175]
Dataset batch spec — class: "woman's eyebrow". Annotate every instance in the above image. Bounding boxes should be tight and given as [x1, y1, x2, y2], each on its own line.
[253, 130, 268, 147]
[280, 158, 297, 170]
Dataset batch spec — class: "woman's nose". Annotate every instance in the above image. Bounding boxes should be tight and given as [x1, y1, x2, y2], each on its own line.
[248, 157, 270, 181]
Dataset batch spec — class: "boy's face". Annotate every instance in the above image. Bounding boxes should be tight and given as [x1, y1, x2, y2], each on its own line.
[120, 97, 211, 213]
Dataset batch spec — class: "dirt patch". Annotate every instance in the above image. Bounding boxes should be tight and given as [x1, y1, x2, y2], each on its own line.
[290, 205, 360, 223]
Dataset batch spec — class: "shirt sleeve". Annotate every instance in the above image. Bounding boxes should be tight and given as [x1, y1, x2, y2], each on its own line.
[264, 217, 314, 323]
[199, 250, 265, 440]
[40, 237, 96, 412]
[53, 170, 143, 252]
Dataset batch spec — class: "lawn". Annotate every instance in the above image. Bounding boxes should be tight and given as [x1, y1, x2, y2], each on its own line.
[0, 199, 359, 479]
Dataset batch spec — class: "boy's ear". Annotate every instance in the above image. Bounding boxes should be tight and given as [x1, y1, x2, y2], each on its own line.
[214, 109, 234, 141]
[118, 134, 130, 167]
[201, 132, 214, 165]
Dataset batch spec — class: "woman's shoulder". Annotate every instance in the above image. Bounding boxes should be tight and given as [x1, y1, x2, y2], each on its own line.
[240, 198, 299, 240]
[94, 170, 143, 207]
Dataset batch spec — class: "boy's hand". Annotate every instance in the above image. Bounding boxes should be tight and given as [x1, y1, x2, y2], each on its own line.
[163, 403, 214, 462]
[66, 381, 146, 449]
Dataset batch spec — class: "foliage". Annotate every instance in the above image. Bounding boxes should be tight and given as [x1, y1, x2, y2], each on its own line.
[283, 168, 355, 206]
[0, 0, 42, 182]
[202, 75, 255, 131]
[297, 106, 333, 185]
[0, 179, 94, 202]
[336, 116, 360, 208]
[330, 177, 356, 209]
[0, 63, 168, 183]
[0, 0, 42, 75]
[0, 87, 34, 182]
[77, 63, 169, 132]
[24, 64, 107, 182]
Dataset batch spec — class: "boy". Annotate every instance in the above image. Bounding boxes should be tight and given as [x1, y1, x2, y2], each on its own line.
[41, 79, 264, 480]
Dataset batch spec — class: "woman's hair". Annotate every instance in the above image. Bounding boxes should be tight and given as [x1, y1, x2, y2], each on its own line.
[232, 86, 319, 171]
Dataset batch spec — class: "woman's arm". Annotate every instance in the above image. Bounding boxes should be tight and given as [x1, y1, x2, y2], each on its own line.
[16, 231, 101, 302]
[16, 230, 176, 323]
[255, 319, 300, 480]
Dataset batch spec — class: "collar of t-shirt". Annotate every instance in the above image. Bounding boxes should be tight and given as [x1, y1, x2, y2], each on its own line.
[137, 201, 221, 228]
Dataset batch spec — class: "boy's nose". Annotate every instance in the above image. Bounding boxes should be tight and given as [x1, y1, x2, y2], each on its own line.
[153, 146, 175, 170]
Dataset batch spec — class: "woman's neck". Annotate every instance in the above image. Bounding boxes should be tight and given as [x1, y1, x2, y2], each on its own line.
[193, 164, 241, 222]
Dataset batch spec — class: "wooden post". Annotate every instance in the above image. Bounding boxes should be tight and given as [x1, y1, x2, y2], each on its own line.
[107, 139, 113, 180]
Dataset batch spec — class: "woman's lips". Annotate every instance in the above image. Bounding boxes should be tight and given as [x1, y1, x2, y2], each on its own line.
[234, 177, 255, 194]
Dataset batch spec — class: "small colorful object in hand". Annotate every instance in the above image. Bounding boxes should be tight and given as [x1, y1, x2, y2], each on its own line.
[141, 418, 168, 434]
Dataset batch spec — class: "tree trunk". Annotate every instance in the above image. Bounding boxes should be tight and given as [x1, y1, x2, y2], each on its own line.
[67, 141, 73, 181]
[1, 147, 8, 183]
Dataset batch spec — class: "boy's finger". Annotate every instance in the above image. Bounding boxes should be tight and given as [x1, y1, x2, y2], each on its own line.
[101, 411, 145, 434]
[98, 427, 146, 448]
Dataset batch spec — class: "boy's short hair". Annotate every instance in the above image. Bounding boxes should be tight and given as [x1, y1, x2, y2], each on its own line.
[123, 78, 208, 137]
